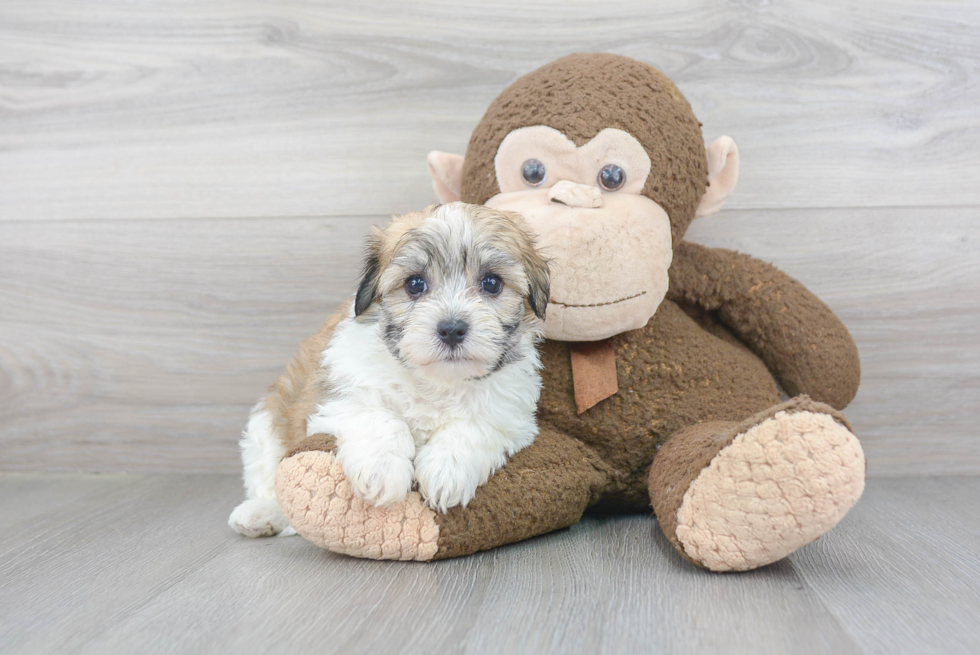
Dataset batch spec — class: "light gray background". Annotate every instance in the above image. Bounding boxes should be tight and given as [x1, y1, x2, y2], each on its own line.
[1, 1, 978, 653]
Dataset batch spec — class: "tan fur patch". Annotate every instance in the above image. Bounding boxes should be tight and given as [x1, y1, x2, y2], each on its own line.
[374, 208, 429, 271]
[258, 300, 350, 454]
[276, 450, 440, 561]
[674, 410, 865, 572]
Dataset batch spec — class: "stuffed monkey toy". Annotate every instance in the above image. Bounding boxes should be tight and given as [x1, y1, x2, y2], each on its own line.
[272, 53, 865, 571]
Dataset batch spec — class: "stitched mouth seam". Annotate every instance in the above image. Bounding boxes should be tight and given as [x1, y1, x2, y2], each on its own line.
[549, 291, 647, 308]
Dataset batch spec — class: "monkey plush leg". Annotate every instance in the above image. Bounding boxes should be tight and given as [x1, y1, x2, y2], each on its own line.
[649, 396, 865, 572]
[275, 428, 610, 561]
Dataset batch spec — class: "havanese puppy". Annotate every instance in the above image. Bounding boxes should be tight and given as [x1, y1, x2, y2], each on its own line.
[229, 202, 550, 537]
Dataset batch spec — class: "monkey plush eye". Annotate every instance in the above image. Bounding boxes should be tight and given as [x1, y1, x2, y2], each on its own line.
[521, 159, 546, 187]
[598, 164, 626, 191]
[405, 275, 427, 297]
[480, 274, 503, 295]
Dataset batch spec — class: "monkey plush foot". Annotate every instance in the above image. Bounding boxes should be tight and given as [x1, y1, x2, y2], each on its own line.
[277, 428, 609, 561]
[275, 441, 440, 561]
[650, 397, 865, 572]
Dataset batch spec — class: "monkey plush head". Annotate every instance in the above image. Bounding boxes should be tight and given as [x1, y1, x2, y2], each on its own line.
[428, 53, 739, 341]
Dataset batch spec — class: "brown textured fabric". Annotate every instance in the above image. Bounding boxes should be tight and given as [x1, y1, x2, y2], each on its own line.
[432, 427, 611, 559]
[460, 53, 708, 246]
[667, 242, 861, 409]
[649, 420, 738, 567]
[283, 433, 337, 460]
[569, 339, 619, 414]
[648, 395, 851, 568]
[426, 300, 789, 555]
[537, 300, 783, 509]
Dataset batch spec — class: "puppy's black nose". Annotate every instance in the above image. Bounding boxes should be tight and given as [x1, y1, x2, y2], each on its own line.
[437, 319, 468, 347]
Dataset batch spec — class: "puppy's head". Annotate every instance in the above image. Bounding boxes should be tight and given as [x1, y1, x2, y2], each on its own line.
[354, 202, 549, 381]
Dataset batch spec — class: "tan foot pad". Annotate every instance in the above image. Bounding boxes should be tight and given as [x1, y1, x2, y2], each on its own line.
[676, 410, 865, 572]
[275, 451, 439, 561]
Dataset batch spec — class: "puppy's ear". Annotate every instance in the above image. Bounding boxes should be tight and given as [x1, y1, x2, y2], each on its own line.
[523, 247, 550, 320]
[491, 207, 551, 321]
[354, 232, 383, 316]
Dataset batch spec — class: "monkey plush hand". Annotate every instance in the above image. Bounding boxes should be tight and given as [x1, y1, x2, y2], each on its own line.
[274, 53, 865, 571]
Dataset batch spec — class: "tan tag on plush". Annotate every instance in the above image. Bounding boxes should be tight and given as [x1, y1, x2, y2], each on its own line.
[569, 339, 619, 415]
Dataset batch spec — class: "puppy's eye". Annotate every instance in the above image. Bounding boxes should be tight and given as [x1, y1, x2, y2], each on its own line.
[521, 159, 546, 187]
[480, 274, 502, 295]
[598, 164, 626, 191]
[405, 275, 427, 297]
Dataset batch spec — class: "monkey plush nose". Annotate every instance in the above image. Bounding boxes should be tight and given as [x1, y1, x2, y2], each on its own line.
[437, 319, 468, 347]
[548, 180, 603, 208]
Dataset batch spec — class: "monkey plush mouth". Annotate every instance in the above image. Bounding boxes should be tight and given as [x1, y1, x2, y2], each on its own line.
[549, 291, 647, 309]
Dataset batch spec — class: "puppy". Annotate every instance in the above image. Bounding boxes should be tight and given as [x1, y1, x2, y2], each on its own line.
[229, 202, 550, 537]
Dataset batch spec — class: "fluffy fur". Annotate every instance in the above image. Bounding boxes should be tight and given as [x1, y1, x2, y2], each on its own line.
[229, 203, 549, 536]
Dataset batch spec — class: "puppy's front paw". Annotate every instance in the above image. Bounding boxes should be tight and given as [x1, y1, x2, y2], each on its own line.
[228, 498, 290, 538]
[415, 447, 503, 513]
[340, 450, 415, 507]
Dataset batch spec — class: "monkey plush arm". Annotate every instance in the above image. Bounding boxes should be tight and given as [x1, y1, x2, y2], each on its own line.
[275, 426, 613, 560]
[666, 241, 860, 409]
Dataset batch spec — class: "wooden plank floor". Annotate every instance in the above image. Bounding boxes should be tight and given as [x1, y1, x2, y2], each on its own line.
[0, 474, 978, 655]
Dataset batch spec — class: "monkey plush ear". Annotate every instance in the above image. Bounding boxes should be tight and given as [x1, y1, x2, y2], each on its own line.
[695, 136, 739, 218]
[427, 151, 465, 203]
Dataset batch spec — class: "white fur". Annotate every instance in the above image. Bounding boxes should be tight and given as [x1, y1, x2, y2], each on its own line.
[307, 315, 542, 512]
[230, 204, 546, 534]
[228, 405, 296, 537]
[228, 497, 290, 538]
[239, 407, 283, 500]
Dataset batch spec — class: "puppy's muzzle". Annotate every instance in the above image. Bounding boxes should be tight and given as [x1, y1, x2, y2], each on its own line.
[437, 319, 468, 348]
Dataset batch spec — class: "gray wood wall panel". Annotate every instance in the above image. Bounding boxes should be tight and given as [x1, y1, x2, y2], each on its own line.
[0, 0, 977, 475]
[0, 216, 375, 472]
[2, 208, 977, 475]
[1, 0, 978, 220]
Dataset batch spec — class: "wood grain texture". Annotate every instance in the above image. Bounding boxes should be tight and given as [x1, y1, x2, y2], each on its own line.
[1, 473, 978, 654]
[793, 477, 980, 655]
[1, 207, 977, 474]
[1, 0, 979, 220]
[0, 215, 377, 472]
